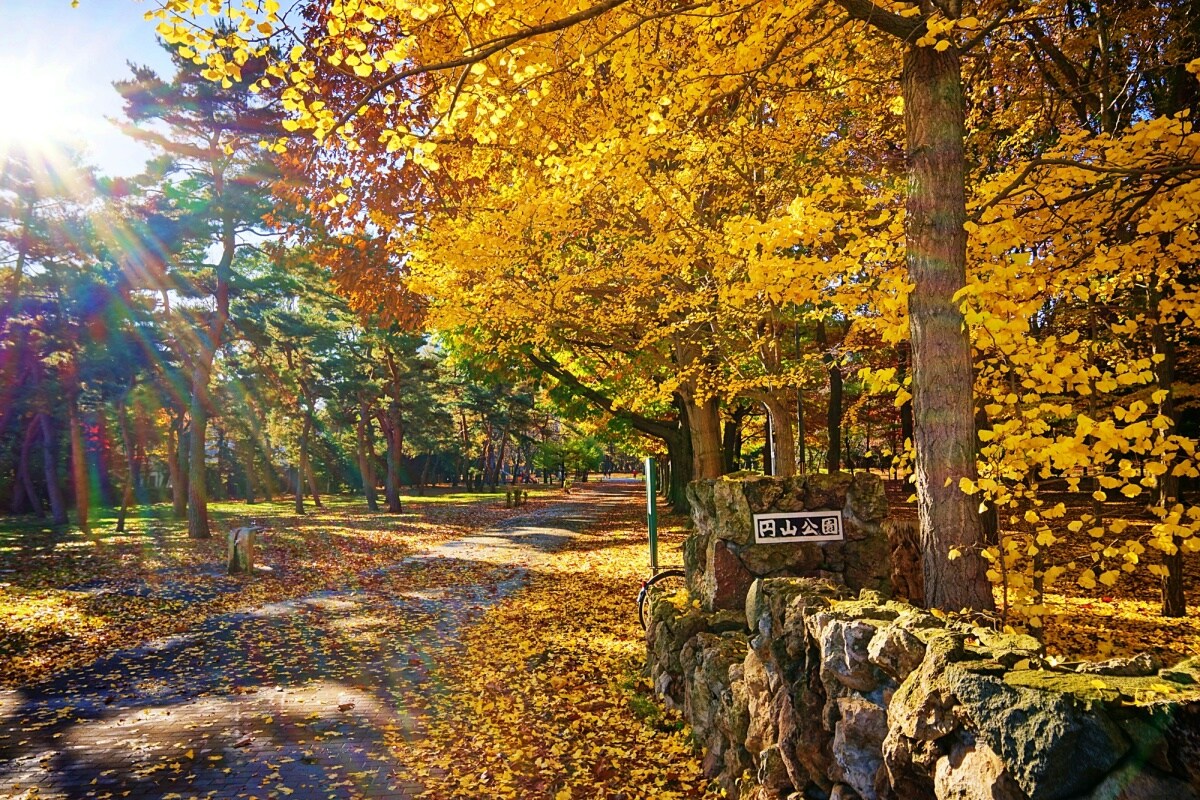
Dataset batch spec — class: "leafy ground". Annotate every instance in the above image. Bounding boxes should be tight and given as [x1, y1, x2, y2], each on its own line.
[884, 478, 1200, 663]
[0, 488, 555, 687]
[0, 483, 715, 799]
[391, 502, 710, 800]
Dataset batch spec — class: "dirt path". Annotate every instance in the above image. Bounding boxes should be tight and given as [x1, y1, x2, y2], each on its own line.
[0, 482, 638, 800]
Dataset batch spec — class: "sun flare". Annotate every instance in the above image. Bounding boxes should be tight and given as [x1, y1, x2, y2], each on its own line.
[0, 57, 85, 153]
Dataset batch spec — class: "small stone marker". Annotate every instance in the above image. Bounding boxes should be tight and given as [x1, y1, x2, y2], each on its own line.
[752, 511, 844, 544]
[227, 527, 256, 575]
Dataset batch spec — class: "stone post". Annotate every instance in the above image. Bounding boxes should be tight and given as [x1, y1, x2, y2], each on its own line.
[685, 472, 891, 612]
[227, 527, 256, 575]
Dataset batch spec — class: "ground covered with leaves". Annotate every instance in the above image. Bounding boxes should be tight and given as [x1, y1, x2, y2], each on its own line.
[391, 501, 712, 800]
[0, 489, 554, 687]
[884, 478, 1200, 664]
[0, 484, 716, 799]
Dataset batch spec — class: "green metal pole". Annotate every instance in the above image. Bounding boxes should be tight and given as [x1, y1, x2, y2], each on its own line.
[645, 456, 658, 572]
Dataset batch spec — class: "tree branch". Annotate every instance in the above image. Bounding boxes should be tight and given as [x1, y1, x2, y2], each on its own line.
[526, 350, 679, 441]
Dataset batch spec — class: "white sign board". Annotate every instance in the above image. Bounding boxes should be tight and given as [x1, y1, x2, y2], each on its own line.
[753, 511, 843, 544]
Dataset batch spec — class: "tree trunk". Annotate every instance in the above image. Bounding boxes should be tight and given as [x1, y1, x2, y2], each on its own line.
[1153, 287, 1185, 617]
[763, 410, 773, 476]
[797, 386, 807, 475]
[826, 363, 843, 473]
[66, 379, 90, 538]
[306, 461, 324, 509]
[903, 43, 993, 612]
[17, 415, 43, 517]
[116, 398, 139, 532]
[357, 405, 379, 511]
[187, 364, 211, 539]
[40, 413, 68, 525]
[295, 415, 309, 515]
[168, 413, 188, 519]
[186, 194, 234, 539]
[765, 395, 796, 477]
[721, 403, 748, 474]
[241, 439, 258, 504]
[817, 321, 843, 473]
[685, 395, 724, 480]
[381, 408, 403, 513]
[261, 430, 278, 501]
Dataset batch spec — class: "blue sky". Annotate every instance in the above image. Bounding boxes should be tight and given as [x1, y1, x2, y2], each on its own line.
[3, 0, 175, 176]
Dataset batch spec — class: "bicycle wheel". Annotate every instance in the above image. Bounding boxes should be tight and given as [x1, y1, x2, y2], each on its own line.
[638, 568, 688, 630]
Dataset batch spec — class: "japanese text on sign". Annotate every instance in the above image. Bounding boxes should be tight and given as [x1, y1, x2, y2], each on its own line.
[752, 511, 843, 544]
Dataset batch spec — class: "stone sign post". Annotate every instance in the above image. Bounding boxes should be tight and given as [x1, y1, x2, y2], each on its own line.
[227, 526, 257, 575]
[685, 472, 890, 611]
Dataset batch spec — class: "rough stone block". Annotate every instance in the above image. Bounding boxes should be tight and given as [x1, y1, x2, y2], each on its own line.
[686, 472, 892, 612]
[227, 527, 256, 575]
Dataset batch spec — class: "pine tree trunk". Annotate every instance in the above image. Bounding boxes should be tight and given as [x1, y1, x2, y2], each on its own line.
[721, 407, 743, 474]
[40, 413, 68, 525]
[116, 398, 139, 532]
[187, 364, 210, 539]
[295, 415, 309, 515]
[903, 43, 993, 612]
[18, 415, 44, 517]
[796, 387, 807, 475]
[381, 409, 402, 513]
[241, 439, 258, 504]
[168, 414, 188, 519]
[357, 405, 379, 511]
[66, 381, 90, 538]
[306, 462, 324, 509]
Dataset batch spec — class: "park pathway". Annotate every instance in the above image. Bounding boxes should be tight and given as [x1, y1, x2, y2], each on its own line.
[0, 482, 638, 800]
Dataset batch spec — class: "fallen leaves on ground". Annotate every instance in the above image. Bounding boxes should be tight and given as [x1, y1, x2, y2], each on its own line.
[0, 489, 553, 687]
[392, 502, 717, 799]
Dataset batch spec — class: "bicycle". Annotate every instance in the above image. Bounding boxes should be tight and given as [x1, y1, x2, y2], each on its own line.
[637, 567, 687, 629]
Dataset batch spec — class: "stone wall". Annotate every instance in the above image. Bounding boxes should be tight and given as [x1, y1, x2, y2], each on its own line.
[685, 472, 891, 612]
[646, 576, 1200, 800]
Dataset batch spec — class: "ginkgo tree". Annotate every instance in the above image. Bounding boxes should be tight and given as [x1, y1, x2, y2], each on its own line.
[143, 0, 1200, 617]
[141, 0, 998, 611]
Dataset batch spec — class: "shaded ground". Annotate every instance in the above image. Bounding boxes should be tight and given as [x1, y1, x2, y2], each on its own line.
[0, 483, 637, 799]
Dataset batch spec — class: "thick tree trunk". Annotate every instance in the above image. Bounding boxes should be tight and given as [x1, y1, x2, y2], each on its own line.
[40, 414, 68, 525]
[765, 395, 797, 478]
[295, 415, 310, 515]
[381, 409, 403, 513]
[187, 197, 234, 539]
[685, 395, 724, 480]
[904, 43, 993, 612]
